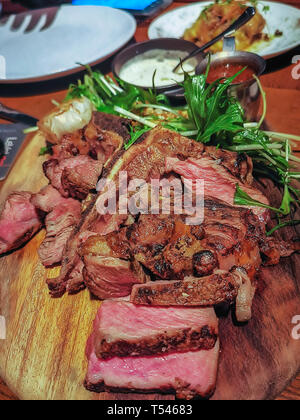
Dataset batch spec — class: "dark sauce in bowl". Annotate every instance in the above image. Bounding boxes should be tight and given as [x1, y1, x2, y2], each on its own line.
[206, 63, 255, 84]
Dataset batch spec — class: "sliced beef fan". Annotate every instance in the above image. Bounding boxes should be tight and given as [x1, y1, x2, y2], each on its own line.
[32, 185, 82, 267]
[91, 299, 218, 359]
[0, 192, 43, 255]
[45, 113, 127, 296]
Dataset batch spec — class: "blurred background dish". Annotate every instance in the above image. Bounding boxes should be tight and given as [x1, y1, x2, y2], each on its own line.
[148, 1, 300, 58]
[0, 5, 136, 83]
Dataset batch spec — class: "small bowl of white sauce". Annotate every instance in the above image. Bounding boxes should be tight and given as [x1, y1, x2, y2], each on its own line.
[112, 39, 204, 96]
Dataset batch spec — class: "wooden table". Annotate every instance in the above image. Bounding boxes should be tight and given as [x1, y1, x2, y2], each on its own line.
[0, 0, 299, 400]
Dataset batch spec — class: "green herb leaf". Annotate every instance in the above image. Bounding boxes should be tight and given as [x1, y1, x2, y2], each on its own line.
[124, 127, 152, 151]
[39, 145, 53, 156]
[234, 184, 284, 214]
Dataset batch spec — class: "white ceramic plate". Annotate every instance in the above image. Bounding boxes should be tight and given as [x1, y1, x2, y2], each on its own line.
[0, 5, 136, 83]
[148, 1, 300, 58]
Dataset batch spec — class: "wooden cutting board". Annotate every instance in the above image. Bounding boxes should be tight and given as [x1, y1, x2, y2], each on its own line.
[0, 131, 299, 400]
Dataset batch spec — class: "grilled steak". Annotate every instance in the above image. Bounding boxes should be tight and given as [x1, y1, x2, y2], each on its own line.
[91, 299, 218, 359]
[45, 113, 127, 296]
[61, 160, 102, 200]
[131, 271, 239, 306]
[82, 255, 148, 299]
[81, 199, 263, 289]
[43, 155, 103, 200]
[165, 156, 269, 221]
[84, 112, 131, 162]
[0, 192, 43, 255]
[85, 332, 220, 400]
[97, 127, 251, 194]
[47, 126, 290, 304]
[32, 185, 82, 267]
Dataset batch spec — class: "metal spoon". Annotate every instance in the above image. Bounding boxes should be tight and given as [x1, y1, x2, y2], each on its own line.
[173, 6, 256, 73]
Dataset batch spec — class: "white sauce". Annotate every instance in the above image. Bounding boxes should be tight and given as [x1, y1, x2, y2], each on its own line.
[119, 49, 196, 88]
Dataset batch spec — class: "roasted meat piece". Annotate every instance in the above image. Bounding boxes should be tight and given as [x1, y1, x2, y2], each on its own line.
[0, 192, 43, 255]
[32, 185, 82, 267]
[92, 299, 218, 359]
[43, 155, 103, 200]
[166, 156, 269, 221]
[85, 309, 220, 400]
[131, 271, 239, 307]
[82, 255, 148, 300]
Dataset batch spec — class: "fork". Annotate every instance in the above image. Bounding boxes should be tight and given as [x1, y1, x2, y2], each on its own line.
[0, 7, 59, 34]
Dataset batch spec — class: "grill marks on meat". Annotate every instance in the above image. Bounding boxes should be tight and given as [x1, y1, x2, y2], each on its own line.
[42, 112, 128, 295]
[84, 112, 130, 163]
[84, 200, 263, 282]
[81, 198, 266, 319]
[43, 155, 103, 200]
[46, 196, 98, 297]
[131, 272, 239, 307]
[85, 331, 220, 400]
[0, 192, 43, 255]
[165, 156, 269, 221]
[85, 303, 220, 400]
[49, 112, 129, 163]
[100, 126, 252, 186]
[93, 300, 218, 359]
[31, 186, 81, 267]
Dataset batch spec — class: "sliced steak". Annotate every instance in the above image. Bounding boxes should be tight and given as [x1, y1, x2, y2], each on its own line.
[92, 299, 218, 359]
[165, 156, 270, 221]
[32, 185, 82, 267]
[130, 271, 239, 307]
[46, 196, 119, 297]
[0, 192, 43, 255]
[85, 333, 220, 400]
[61, 160, 103, 200]
[43, 155, 102, 200]
[82, 255, 148, 300]
[45, 113, 128, 296]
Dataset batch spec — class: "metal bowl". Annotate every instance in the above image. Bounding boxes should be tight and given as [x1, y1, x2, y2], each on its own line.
[196, 51, 266, 121]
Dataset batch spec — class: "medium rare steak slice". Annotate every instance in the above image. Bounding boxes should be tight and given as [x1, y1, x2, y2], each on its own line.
[45, 113, 129, 296]
[0, 192, 43, 255]
[61, 161, 103, 200]
[32, 186, 82, 267]
[46, 197, 125, 297]
[50, 127, 262, 299]
[98, 127, 253, 195]
[131, 272, 239, 307]
[165, 156, 270, 221]
[85, 333, 220, 400]
[82, 255, 148, 300]
[43, 155, 103, 200]
[92, 300, 218, 359]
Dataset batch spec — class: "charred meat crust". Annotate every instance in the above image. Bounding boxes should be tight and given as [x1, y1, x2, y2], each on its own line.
[131, 273, 238, 306]
[84, 380, 216, 400]
[90, 112, 131, 141]
[46, 195, 98, 297]
[97, 325, 218, 359]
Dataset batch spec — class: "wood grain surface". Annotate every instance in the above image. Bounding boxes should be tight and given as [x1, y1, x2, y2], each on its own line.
[0, 0, 299, 401]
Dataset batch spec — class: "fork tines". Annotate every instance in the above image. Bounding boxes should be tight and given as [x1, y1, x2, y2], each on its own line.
[0, 7, 59, 34]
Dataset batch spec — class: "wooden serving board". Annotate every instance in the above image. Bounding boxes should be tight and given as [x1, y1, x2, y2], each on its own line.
[0, 132, 299, 400]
